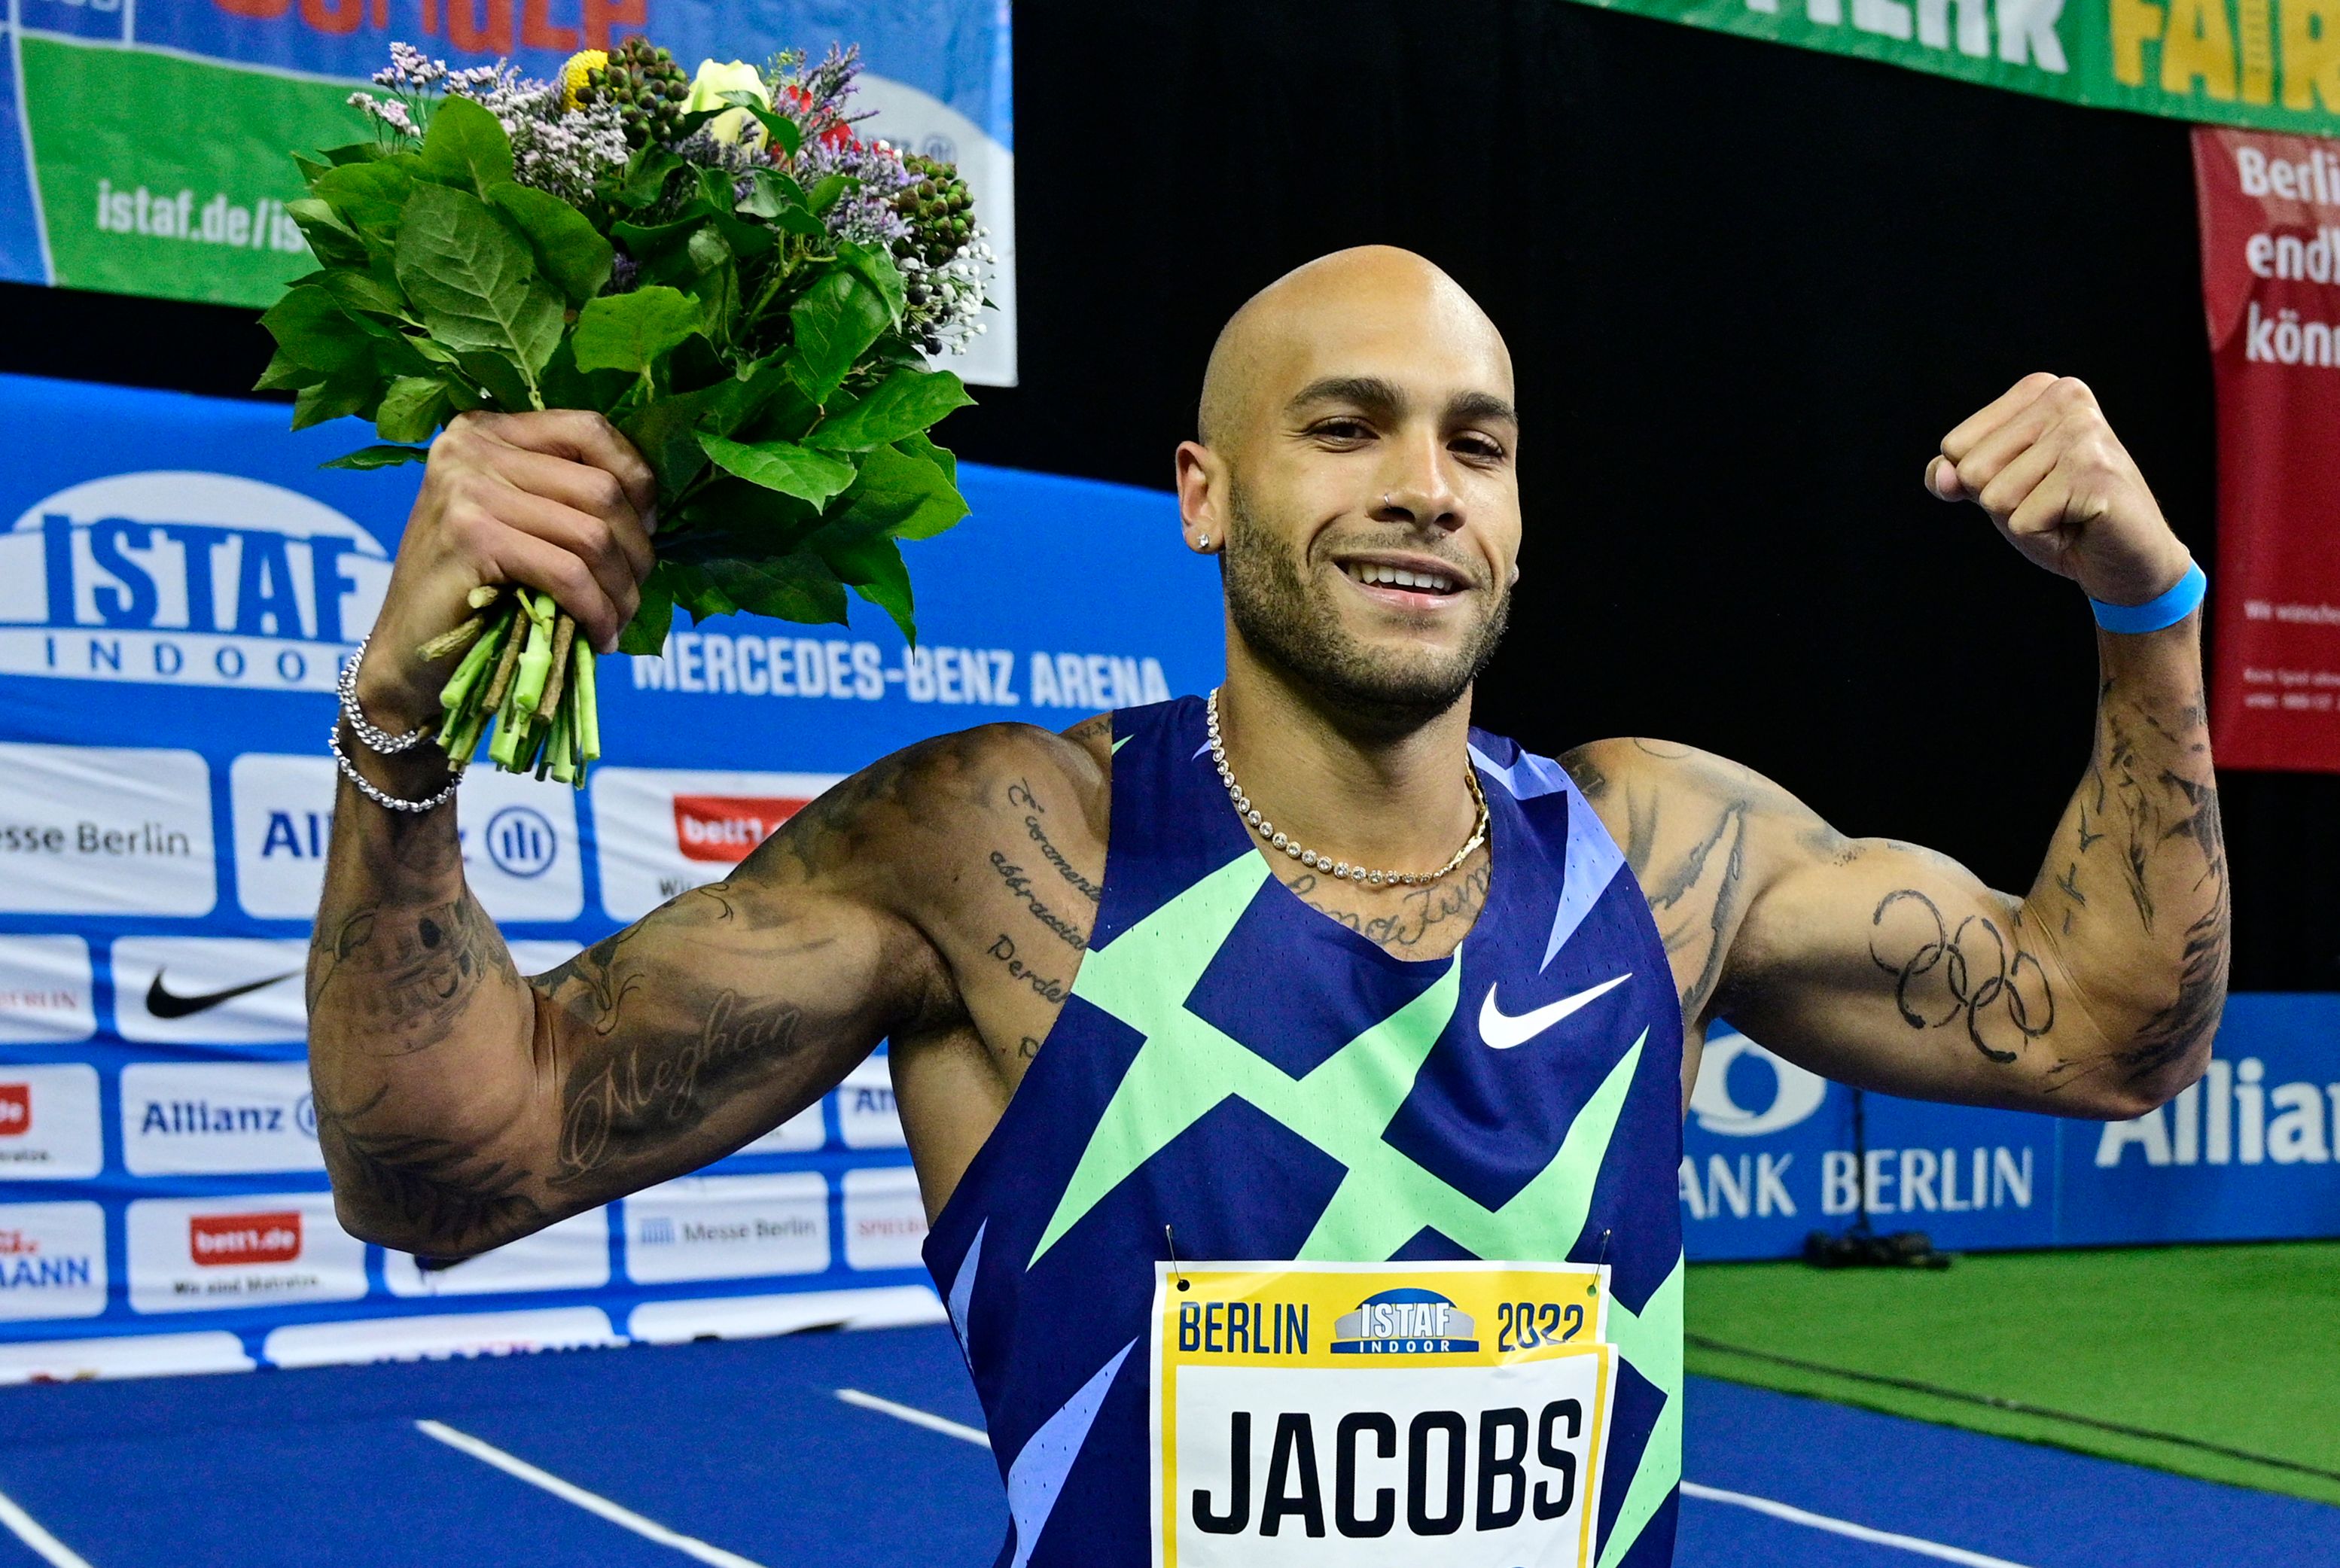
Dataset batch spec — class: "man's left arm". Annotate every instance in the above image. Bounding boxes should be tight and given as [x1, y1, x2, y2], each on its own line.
[1601, 374, 2228, 1119]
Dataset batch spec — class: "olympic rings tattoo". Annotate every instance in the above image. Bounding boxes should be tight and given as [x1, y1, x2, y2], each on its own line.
[1869, 888, 2055, 1064]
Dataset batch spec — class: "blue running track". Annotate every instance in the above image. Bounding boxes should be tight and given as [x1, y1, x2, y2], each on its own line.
[0, 1326, 2329, 1567]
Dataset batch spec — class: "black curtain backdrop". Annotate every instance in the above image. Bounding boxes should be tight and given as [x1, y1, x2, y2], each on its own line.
[3, 0, 2332, 989]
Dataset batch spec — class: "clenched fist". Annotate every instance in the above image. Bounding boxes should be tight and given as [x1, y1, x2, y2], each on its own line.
[357, 410, 658, 732]
[1925, 373, 2195, 610]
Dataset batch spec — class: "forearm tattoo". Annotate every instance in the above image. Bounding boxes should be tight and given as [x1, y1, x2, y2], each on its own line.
[312, 1079, 545, 1254]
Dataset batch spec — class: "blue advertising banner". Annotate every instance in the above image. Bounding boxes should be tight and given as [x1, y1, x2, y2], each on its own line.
[1684, 996, 2340, 1259]
[0, 0, 1019, 384]
[0, 370, 1209, 1379]
[0, 372, 2327, 1383]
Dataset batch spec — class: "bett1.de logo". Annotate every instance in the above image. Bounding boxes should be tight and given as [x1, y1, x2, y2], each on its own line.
[0, 471, 392, 693]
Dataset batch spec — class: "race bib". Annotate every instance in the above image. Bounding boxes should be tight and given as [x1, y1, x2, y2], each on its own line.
[1149, 1261, 1614, 1568]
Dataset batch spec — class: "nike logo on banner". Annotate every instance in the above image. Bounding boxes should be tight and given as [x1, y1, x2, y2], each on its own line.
[145, 970, 300, 1021]
[1479, 973, 1633, 1050]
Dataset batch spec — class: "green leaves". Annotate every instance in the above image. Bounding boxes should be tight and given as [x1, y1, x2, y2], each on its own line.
[837, 242, 908, 326]
[830, 440, 970, 541]
[739, 170, 825, 238]
[697, 553, 848, 626]
[806, 369, 972, 452]
[618, 570, 679, 655]
[374, 375, 453, 444]
[807, 174, 854, 215]
[489, 183, 613, 306]
[285, 198, 369, 268]
[572, 286, 704, 376]
[809, 521, 916, 642]
[716, 91, 803, 159]
[416, 95, 516, 194]
[315, 268, 413, 323]
[324, 443, 431, 470]
[265, 62, 984, 671]
[697, 432, 857, 508]
[312, 160, 416, 240]
[293, 375, 374, 431]
[789, 270, 891, 402]
[261, 286, 373, 374]
[394, 184, 561, 398]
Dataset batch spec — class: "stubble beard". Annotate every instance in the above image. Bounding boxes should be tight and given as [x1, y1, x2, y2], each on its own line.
[1220, 482, 1510, 731]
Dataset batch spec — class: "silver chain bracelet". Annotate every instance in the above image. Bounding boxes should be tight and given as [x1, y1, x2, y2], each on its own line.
[329, 720, 462, 814]
[337, 632, 432, 754]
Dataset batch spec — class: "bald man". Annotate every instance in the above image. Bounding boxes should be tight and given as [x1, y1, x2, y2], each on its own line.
[313, 247, 2226, 1566]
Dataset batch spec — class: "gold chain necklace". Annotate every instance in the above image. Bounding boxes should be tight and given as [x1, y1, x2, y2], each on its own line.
[1205, 688, 1488, 888]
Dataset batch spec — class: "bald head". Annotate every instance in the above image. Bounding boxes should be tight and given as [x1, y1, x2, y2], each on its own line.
[1196, 247, 1511, 455]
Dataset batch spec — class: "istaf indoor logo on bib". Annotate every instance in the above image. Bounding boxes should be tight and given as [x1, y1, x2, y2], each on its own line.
[1149, 1260, 1615, 1567]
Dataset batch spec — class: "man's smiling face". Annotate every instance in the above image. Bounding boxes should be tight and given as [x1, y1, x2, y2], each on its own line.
[1185, 248, 1522, 724]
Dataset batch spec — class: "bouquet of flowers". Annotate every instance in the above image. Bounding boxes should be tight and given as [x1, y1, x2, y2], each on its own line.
[259, 40, 989, 784]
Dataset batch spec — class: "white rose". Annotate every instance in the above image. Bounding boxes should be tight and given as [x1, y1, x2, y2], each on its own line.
[684, 59, 771, 148]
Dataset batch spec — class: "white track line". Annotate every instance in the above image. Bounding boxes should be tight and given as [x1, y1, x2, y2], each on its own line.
[415, 1418, 769, 1568]
[1681, 1481, 2034, 1567]
[835, 1387, 992, 1448]
[0, 1484, 94, 1568]
[835, 1389, 2034, 1567]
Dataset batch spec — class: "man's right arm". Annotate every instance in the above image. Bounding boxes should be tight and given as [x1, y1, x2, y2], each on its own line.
[307, 747, 961, 1257]
[307, 412, 956, 1256]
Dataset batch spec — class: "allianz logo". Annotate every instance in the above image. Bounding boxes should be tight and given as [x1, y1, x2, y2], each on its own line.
[0, 472, 391, 693]
[251, 801, 562, 881]
[2098, 1056, 2340, 1168]
[136, 1096, 318, 1140]
[475, 805, 559, 879]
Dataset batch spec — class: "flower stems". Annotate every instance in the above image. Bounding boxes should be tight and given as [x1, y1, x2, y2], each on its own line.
[414, 589, 603, 788]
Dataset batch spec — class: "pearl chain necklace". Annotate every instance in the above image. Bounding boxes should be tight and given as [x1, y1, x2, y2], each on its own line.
[1205, 688, 1488, 888]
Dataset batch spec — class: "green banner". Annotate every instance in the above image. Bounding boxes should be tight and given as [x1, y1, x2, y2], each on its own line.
[0, 5, 1020, 389]
[22, 40, 360, 309]
[1556, 0, 2340, 133]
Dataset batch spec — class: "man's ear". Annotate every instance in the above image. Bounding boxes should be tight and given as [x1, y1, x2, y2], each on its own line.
[1174, 440, 1227, 554]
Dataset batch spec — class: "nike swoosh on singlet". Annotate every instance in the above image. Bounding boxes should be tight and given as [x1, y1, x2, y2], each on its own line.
[1478, 973, 1634, 1050]
[145, 970, 300, 1021]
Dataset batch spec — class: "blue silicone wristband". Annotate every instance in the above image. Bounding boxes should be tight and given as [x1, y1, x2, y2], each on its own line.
[2091, 561, 2206, 634]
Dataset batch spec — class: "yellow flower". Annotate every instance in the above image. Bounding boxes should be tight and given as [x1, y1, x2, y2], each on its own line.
[684, 59, 772, 148]
[559, 49, 607, 111]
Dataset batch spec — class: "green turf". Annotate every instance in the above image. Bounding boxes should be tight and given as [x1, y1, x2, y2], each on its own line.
[1683, 1242, 2340, 1506]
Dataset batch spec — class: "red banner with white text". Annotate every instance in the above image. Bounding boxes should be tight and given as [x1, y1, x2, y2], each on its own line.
[2194, 128, 2340, 774]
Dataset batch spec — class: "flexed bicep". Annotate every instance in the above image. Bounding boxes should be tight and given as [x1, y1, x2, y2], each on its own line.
[1567, 738, 2119, 1117]
[1725, 834, 2093, 1110]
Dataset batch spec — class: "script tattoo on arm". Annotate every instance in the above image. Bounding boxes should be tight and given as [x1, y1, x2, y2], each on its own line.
[526, 766, 953, 1199]
[1007, 777, 1104, 904]
[532, 887, 816, 1195]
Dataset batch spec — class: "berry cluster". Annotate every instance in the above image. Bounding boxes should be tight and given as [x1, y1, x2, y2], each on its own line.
[892, 154, 973, 270]
[587, 38, 691, 149]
